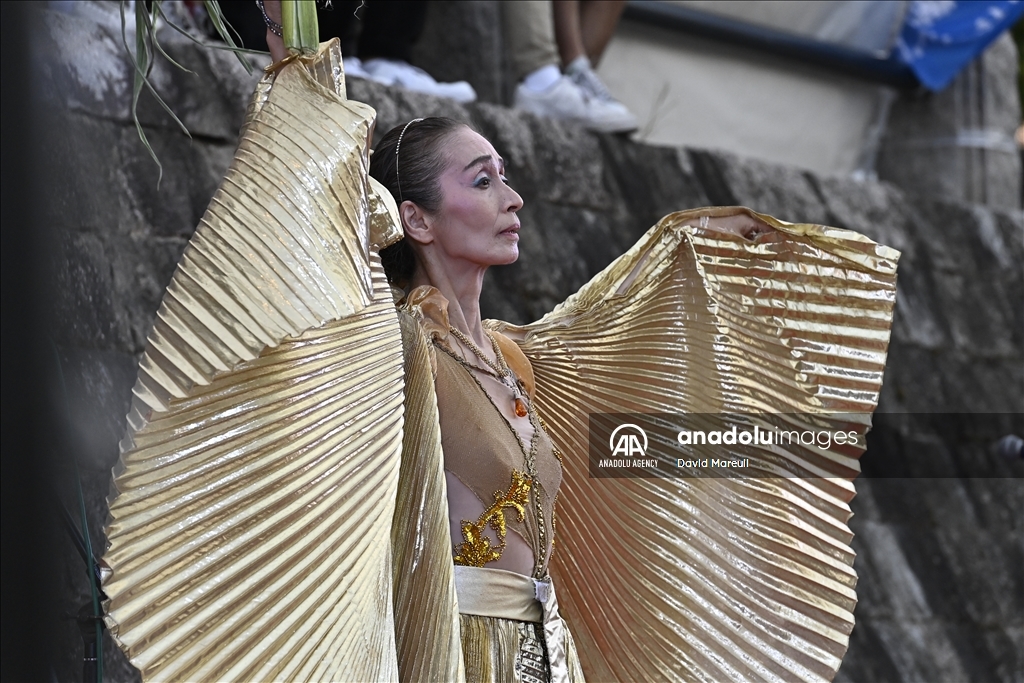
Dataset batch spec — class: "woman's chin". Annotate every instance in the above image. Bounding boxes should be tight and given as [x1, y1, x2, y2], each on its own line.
[484, 243, 519, 265]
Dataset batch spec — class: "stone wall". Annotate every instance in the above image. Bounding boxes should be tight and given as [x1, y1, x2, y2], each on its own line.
[38, 6, 1022, 682]
[877, 32, 1023, 212]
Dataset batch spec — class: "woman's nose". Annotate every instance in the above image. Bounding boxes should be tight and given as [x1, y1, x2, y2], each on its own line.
[507, 186, 524, 212]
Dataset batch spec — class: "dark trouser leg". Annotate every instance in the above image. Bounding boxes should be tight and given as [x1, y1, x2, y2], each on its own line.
[317, 0, 362, 56]
[218, 0, 269, 52]
[357, 1, 428, 63]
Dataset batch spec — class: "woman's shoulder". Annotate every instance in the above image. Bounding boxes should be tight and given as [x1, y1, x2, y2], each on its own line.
[396, 286, 449, 335]
[395, 285, 449, 376]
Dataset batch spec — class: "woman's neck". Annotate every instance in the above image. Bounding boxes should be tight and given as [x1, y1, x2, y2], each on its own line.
[410, 257, 489, 348]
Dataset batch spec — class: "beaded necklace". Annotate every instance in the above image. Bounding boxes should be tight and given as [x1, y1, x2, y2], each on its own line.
[447, 326, 529, 418]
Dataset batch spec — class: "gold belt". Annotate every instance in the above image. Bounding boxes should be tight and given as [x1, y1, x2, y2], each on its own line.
[454, 566, 569, 683]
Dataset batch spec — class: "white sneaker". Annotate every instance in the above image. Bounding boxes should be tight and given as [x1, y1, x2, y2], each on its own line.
[514, 74, 638, 134]
[344, 56, 375, 81]
[514, 75, 590, 123]
[362, 59, 477, 103]
[565, 56, 638, 133]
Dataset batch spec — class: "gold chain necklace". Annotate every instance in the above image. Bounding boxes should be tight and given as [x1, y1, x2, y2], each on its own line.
[447, 325, 529, 418]
[434, 339, 550, 578]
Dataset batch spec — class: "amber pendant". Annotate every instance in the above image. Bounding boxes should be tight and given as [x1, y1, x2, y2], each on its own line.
[514, 397, 528, 418]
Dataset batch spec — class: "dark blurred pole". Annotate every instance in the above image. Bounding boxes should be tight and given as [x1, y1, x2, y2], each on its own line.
[2, 3, 59, 682]
[77, 604, 99, 683]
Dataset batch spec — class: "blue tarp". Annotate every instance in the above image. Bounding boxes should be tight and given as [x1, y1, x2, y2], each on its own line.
[896, 0, 1024, 90]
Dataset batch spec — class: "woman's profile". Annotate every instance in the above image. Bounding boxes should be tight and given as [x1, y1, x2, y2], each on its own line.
[100, 27, 898, 683]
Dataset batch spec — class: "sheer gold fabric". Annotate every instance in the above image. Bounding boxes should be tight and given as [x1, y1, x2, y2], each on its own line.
[101, 39, 898, 683]
[402, 285, 560, 577]
[434, 335, 562, 573]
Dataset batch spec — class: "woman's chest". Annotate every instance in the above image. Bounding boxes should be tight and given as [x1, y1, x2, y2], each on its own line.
[433, 353, 562, 505]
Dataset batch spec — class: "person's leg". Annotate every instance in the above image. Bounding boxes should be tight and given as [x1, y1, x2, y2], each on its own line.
[579, 0, 626, 66]
[552, 0, 585, 67]
[554, 0, 637, 131]
[357, 1, 427, 63]
[507, 0, 635, 132]
[502, 0, 561, 83]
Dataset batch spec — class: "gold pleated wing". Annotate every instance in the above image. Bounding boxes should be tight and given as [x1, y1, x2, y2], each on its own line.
[491, 208, 899, 682]
[103, 42, 462, 682]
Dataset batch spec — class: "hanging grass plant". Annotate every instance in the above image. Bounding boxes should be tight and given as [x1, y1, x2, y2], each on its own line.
[120, 0, 320, 183]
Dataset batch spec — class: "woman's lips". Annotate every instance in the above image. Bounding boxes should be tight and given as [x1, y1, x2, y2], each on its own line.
[499, 222, 520, 236]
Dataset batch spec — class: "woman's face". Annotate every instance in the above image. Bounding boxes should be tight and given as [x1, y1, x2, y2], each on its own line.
[427, 127, 523, 267]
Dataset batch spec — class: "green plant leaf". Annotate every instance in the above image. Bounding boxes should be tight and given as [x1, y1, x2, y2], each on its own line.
[122, 0, 163, 183]
[203, 0, 257, 72]
[156, 3, 263, 66]
[121, 0, 269, 184]
[282, 0, 319, 55]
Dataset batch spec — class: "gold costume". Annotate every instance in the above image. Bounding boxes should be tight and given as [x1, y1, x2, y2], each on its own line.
[102, 41, 899, 682]
[403, 285, 582, 682]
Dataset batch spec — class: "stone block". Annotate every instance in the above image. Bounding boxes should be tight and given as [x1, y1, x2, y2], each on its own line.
[54, 230, 132, 351]
[38, 5, 266, 141]
[930, 512, 1021, 624]
[835, 618, 903, 683]
[347, 77, 473, 143]
[963, 476, 1024, 533]
[599, 137, 709, 229]
[412, 0, 506, 105]
[877, 33, 1022, 211]
[526, 118, 613, 211]
[115, 125, 234, 238]
[690, 149, 831, 224]
[849, 520, 934, 619]
[814, 175, 917, 254]
[989, 626, 1024, 683]
[37, 110, 136, 235]
[863, 618, 974, 682]
[117, 233, 191, 353]
[36, 7, 135, 124]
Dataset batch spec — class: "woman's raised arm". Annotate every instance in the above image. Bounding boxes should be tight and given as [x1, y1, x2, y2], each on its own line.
[258, 0, 290, 63]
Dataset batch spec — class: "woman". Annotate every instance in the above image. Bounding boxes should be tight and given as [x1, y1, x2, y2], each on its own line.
[102, 39, 898, 683]
[367, 114, 784, 681]
[370, 116, 583, 681]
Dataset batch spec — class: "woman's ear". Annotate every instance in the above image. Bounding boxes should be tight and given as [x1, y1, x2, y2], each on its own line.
[400, 200, 434, 246]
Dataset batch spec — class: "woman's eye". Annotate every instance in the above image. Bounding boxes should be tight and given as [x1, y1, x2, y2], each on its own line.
[500, 175, 511, 186]
[475, 177, 491, 188]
